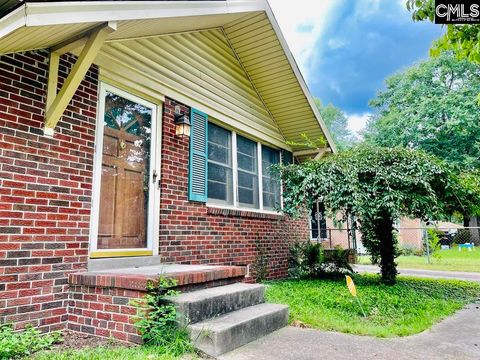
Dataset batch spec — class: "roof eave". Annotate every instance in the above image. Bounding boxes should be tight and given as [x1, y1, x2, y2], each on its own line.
[262, 1, 337, 153]
[0, 1, 267, 36]
[0, 0, 337, 153]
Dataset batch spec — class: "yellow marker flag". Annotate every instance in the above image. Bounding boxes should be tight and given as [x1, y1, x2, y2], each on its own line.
[346, 275, 366, 317]
[346, 275, 357, 297]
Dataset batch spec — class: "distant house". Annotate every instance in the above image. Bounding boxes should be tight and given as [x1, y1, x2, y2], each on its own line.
[0, 0, 335, 343]
[309, 201, 425, 252]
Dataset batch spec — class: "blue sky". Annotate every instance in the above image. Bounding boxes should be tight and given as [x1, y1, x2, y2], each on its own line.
[269, 0, 443, 135]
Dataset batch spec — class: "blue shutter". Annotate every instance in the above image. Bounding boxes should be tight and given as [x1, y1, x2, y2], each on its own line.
[188, 108, 208, 202]
[281, 149, 294, 165]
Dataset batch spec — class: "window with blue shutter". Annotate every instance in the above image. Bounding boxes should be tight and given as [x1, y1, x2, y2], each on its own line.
[188, 108, 208, 202]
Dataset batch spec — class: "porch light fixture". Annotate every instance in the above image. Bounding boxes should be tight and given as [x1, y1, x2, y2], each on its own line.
[174, 105, 191, 137]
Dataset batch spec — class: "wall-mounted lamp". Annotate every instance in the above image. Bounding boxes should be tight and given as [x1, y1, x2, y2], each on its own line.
[174, 105, 191, 138]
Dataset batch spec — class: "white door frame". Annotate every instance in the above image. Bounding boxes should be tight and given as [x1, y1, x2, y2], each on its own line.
[89, 82, 161, 258]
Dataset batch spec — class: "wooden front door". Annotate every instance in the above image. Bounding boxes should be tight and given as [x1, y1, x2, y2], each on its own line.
[91, 85, 158, 257]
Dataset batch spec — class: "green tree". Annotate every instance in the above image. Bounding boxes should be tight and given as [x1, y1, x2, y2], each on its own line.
[315, 99, 357, 151]
[278, 146, 476, 284]
[364, 52, 480, 170]
[407, 0, 480, 64]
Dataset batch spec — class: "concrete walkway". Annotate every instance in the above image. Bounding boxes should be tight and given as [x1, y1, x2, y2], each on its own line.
[219, 302, 480, 360]
[354, 264, 480, 282]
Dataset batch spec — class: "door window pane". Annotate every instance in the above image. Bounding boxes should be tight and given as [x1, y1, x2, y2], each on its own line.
[262, 145, 280, 211]
[237, 135, 259, 208]
[98, 91, 152, 249]
[207, 123, 233, 205]
[311, 201, 327, 240]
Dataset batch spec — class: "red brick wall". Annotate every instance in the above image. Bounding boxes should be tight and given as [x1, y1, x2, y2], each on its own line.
[68, 284, 142, 343]
[159, 98, 309, 280]
[0, 50, 98, 330]
[0, 50, 309, 334]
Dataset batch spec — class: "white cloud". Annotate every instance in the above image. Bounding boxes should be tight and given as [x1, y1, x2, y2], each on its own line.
[354, 0, 381, 18]
[346, 112, 371, 137]
[327, 38, 348, 50]
[268, 0, 337, 79]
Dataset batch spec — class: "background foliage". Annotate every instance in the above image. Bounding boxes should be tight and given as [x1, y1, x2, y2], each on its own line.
[407, 0, 480, 65]
[315, 99, 357, 151]
[364, 52, 480, 171]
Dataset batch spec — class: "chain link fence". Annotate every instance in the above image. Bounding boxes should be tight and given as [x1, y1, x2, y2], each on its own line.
[314, 226, 480, 258]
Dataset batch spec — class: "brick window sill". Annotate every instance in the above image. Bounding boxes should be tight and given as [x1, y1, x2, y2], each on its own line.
[207, 206, 284, 220]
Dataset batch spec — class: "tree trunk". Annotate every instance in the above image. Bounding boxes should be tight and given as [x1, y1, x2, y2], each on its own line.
[374, 211, 397, 285]
[468, 216, 480, 246]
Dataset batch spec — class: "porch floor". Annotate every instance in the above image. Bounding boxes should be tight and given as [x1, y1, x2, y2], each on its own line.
[69, 264, 247, 291]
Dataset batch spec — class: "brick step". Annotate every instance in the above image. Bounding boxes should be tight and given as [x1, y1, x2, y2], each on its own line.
[188, 303, 289, 357]
[172, 283, 265, 325]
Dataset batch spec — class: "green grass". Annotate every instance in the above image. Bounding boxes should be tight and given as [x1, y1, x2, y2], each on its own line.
[265, 275, 480, 337]
[30, 346, 194, 360]
[358, 246, 480, 272]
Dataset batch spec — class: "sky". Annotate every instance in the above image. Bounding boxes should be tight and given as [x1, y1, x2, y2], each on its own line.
[268, 0, 442, 136]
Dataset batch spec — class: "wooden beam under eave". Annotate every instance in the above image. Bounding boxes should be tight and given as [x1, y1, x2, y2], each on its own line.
[292, 148, 331, 159]
[314, 148, 330, 160]
[44, 21, 116, 136]
[46, 52, 59, 112]
[293, 149, 320, 157]
[51, 35, 89, 55]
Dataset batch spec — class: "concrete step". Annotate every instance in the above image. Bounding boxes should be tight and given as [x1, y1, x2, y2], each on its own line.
[173, 283, 265, 325]
[188, 303, 289, 357]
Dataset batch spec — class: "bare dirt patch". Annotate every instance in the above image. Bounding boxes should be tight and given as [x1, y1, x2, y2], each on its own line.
[51, 330, 128, 351]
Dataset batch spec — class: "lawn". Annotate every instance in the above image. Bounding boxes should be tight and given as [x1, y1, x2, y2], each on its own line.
[358, 246, 480, 272]
[265, 275, 480, 337]
[30, 346, 193, 360]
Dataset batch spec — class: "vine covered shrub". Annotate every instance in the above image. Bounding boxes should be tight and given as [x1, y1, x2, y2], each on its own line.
[131, 277, 193, 356]
[277, 146, 478, 284]
[0, 324, 61, 359]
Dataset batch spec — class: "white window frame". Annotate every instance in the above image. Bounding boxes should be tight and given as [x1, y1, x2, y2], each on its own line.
[207, 122, 284, 214]
[235, 133, 260, 210]
[206, 122, 234, 207]
[89, 82, 161, 258]
[309, 200, 328, 241]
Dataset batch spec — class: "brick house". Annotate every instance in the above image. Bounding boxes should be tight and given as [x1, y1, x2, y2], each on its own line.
[0, 0, 334, 345]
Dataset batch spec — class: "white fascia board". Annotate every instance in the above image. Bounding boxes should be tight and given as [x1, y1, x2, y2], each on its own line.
[23, 1, 265, 26]
[0, 1, 265, 48]
[263, 0, 337, 153]
[0, 5, 26, 39]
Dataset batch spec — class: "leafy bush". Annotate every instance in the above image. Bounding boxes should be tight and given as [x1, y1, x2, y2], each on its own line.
[253, 240, 269, 282]
[426, 229, 442, 260]
[322, 247, 354, 275]
[0, 323, 61, 359]
[288, 241, 353, 279]
[399, 244, 422, 256]
[288, 241, 322, 278]
[130, 277, 193, 356]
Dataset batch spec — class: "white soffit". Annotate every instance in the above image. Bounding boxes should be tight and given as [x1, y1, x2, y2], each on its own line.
[0, 0, 336, 152]
[224, 9, 336, 152]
